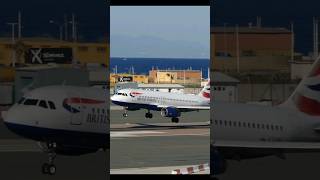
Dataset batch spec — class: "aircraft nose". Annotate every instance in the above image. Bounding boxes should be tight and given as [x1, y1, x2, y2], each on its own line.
[3, 107, 14, 123]
[1, 111, 8, 122]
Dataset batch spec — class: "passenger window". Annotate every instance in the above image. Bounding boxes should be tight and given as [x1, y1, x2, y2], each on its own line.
[24, 99, 38, 106]
[48, 101, 56, 109]
[39, 100, 48, 109]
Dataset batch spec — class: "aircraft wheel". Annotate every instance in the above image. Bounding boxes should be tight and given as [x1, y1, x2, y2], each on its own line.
[171, 118, 179, 123]
[42, 163, 49, 174]
[145, 113, 153, 118]
[48, 164, 56, 175]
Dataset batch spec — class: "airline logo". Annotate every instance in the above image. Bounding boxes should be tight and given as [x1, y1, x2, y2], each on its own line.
[129, 92, 143, 97]
[63, 97, 105, 113]
[293, 67, 320, 116]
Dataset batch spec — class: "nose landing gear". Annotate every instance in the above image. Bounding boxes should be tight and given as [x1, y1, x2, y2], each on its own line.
[41, 142, 57, 175]
[123, 109, 128, 117]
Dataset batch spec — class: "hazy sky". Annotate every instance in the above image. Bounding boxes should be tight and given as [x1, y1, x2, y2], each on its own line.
[110, 6, 210, 58]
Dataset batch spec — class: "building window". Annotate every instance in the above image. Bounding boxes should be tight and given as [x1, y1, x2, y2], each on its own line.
[5, 44, 13, 49]
[97, 47, 106, 52]
[78, 46, 88, 52]
[242, 50, 256, 57]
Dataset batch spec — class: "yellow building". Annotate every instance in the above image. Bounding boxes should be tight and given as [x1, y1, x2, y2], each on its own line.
[110, 73, 148, 87]
[0, 37, 109, 66]
[149, 69, 202, 85]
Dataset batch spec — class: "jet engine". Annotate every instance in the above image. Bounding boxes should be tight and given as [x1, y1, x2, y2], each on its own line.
[160, 107, 181, 118]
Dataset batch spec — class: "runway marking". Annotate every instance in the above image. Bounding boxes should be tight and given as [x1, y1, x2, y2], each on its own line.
[111, 122, 210, 130]
[111, 128, 209, 138]
[111, 131, 165, 138]
[111, 164, 210, 174]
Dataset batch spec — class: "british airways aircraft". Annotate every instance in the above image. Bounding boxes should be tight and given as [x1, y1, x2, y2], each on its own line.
[111, 82, 210, 123]
[2, 86, 108, 175]
[212, 56, 320, 177]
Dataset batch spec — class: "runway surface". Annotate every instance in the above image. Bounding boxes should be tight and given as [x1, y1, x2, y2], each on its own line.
[110, 107, 210, 174]
[0, 108, 108, 180]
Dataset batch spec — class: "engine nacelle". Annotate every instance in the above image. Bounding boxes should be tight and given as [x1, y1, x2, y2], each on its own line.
[211, 146, 227, 175]
[160, 107, 181, 118]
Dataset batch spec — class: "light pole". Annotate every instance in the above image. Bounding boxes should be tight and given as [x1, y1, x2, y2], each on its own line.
[223, 23, 228, 57]
[49, 20, 63, 41]
[7, 22, 18, 67]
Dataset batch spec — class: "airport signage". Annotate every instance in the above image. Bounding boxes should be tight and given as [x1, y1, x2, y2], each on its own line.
[118, 76, 133, 82]
[25, 48, 73, 64]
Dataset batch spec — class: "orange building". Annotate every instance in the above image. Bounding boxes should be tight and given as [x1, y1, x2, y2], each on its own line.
[211, 27, 293, 73]
[149, 69, 202, 86]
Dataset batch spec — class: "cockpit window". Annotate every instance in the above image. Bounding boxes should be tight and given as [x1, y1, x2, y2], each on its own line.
[48, 101, 56, 110]
[116, 93, 128, 96]
[39, 100, 48, 109]
[18, 97, 25, 104]
[24, 99, 39, 106]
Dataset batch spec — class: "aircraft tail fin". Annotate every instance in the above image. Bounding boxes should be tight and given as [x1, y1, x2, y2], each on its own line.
[198, 80, 210, 99]
[281, 55, 320, 115]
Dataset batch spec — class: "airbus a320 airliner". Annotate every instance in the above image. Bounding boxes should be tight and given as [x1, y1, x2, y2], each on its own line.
[111, 82, 210, 123]
[212, 55, 320, 177]
[2, 86, 108, 175]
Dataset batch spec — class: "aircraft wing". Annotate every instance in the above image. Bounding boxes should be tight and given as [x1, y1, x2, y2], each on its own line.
[213, 140, 320, 152]
[157, 105, 210, 110]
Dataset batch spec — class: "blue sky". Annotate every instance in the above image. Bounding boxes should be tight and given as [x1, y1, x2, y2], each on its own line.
[110, 6, 210, 58]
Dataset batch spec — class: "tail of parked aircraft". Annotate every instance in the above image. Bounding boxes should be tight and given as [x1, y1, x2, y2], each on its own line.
[199, 80, 210, 99]
[281, 55, 320, 115]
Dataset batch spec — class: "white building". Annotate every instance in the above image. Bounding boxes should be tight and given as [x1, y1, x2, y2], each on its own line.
[212, 72, 240, 102]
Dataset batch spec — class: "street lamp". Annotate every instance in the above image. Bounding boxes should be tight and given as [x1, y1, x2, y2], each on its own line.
[49, 20, 63, 41]
[7, 22, 18, 67]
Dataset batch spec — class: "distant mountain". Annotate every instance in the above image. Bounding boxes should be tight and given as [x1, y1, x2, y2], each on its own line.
[111, 34, 209, 58]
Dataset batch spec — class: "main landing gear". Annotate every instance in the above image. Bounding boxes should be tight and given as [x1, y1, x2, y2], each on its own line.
[171, 117, 179, 123]
[41, 142, 57, 175]
[145, 110, 153, 119]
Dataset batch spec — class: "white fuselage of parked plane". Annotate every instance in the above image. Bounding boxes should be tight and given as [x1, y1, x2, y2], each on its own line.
[212, 102, 320, 142]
